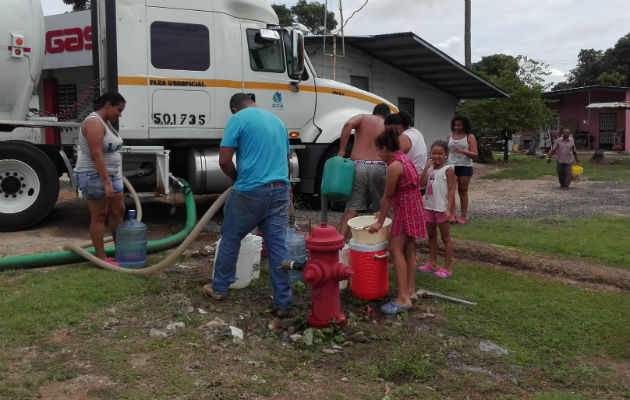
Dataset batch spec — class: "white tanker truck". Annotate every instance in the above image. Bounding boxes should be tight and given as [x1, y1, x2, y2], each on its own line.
[0, 0, 395, 231]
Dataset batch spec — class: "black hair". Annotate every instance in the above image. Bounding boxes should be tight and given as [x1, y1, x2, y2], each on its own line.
[385, 111, 414, 129]
[229, 92, 255, 112]
[374, 126, 400, 153]
[93, 91, 125, 110]
[451, 114, 472, 134]
[384, 113, 403, 126]
[398, 110, 414, 128]
[372, 103, 392, 118]
[430, 140, 449, 153]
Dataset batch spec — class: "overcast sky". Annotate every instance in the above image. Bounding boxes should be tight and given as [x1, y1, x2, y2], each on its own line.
[40, 0, 629, 86]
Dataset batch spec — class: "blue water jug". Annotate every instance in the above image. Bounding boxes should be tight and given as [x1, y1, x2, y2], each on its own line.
[320, 156, 354, 200]
[286, 227, 306, 282]
[115, 210, 147, 268]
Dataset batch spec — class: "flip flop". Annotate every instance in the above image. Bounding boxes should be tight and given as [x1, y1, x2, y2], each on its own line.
[380, 300, 412, 314]
[433, 268, 452, 279]
[417, 263, 436, 272]
[449, 214, 457, 223]
[457, 217, 467, 224]
[104, 257, 120, 267]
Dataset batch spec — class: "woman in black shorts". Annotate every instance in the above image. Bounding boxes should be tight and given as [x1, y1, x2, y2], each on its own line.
[446, 115, 477, 224]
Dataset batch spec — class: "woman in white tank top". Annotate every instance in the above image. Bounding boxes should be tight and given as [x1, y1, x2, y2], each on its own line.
[446, 115, 477, 224]
[74, 92, 126, 265]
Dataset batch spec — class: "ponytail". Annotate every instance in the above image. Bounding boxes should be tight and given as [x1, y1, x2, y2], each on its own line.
[374, 126, 400, 153]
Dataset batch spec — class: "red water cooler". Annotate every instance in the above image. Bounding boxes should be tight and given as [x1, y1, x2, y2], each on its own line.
[348, 239, 389, 300]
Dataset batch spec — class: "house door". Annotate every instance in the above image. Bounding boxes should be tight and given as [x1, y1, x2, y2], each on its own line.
[599, 113, 617, 148]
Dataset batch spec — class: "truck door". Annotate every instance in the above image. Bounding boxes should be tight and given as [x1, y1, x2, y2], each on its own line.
[145, 6, 220, 139]
[241, 25, 316, 131]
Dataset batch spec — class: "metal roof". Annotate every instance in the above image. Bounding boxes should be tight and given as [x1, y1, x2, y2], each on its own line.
[305, 32, 508, 99]
[542, 85, 629, 98]
[586, 101, 630, 109]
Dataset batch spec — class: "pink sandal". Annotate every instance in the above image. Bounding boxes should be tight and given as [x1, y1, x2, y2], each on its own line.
[433, 268, 452, 278]
[104, 257, 120, 267]
[449, 214, 457, 223]
[417, 263, 436, 272]
[457, 217, 467, 224]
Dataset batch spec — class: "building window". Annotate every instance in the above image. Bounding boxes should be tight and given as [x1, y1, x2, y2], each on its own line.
[57, 84, 77, 119]
[599, 113, 617, 146]
[549, 112, 559, 132]
[350, 75, 369, 91]
[398, 97, 415, 119]
[247, 29, 285, 73]
[150, 22, 210, 71]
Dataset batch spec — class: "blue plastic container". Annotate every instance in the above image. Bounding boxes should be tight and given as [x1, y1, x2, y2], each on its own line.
[286, 227, 306, 282]
[115, 210, 147, 268]
[320, 156, 354, 200]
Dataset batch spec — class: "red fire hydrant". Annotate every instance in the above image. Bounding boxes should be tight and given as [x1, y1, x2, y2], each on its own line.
[302, 223, 353, 328]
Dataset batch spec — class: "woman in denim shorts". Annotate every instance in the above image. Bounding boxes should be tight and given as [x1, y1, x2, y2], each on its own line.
[74, 92, 126, 265]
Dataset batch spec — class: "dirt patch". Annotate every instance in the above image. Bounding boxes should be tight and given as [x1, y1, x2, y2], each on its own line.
[417, 239, 630, 292]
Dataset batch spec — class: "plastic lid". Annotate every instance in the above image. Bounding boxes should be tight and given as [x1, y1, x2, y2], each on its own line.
[128, 210, 136, 217]
[348, 239, 388, 252]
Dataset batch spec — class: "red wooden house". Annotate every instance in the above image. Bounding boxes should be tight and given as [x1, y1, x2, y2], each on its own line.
[542, 86, 630, 151]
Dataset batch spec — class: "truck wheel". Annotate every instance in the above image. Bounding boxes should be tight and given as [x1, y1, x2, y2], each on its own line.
[0, 142, 59, 231]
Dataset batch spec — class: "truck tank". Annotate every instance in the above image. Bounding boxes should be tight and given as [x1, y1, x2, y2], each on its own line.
[0, 0, 45, 125]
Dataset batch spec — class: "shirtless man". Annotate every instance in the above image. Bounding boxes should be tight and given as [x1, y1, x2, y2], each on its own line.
[337, 103, 391, 238]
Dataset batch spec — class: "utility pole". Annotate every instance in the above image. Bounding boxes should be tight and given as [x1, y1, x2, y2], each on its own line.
[464, 0, 471, 68]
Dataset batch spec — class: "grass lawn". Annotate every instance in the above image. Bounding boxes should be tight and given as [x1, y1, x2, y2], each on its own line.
[482, 154, 630, 181]
[1, 253, 628, 398]
[451, 215, 630, 269]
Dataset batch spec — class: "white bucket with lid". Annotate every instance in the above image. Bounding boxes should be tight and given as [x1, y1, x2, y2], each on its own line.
[212, 233, 263, 289]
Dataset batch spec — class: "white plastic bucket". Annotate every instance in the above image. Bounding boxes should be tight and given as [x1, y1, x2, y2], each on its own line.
[212, 233, 263, 289]
[347, 215, 392, 245]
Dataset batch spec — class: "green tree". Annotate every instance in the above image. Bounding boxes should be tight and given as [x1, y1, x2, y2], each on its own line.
[62, 0, 90, 11]
[458, 54, 553, 162]
[553, 33, 629, 89]
[290, 0, 338, 35]
[271, 4, 294, 26]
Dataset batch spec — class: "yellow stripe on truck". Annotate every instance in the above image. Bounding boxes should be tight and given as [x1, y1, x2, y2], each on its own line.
[117, 76, 394, 109]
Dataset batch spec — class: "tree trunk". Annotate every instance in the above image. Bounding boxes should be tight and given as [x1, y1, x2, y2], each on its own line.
[591, 149, 605, 163]
[526, 135, 539, 155]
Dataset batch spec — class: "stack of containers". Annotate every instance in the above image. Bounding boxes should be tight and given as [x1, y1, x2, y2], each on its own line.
[346, 215, 391, 300]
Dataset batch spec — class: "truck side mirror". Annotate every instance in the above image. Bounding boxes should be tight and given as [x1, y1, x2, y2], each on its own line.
[291, 30, 305, 76]
[257, 29, 280, 43]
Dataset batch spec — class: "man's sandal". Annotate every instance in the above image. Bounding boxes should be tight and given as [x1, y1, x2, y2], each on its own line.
[201, 284, 228, 300]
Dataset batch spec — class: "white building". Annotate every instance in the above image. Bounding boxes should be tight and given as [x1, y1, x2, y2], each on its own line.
[305, 33, 506, 146]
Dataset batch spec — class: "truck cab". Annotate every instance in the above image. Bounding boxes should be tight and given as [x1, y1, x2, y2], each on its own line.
[0, 0, 393, 231]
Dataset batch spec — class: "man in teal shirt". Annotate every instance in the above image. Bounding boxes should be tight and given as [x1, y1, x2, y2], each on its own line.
[203, 93, 293, 317]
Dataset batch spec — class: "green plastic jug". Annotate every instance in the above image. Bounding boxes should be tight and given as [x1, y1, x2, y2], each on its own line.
[320, 156, 354, 200]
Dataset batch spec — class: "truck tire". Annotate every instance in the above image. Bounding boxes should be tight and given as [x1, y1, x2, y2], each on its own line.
[0, 141, 60, 231]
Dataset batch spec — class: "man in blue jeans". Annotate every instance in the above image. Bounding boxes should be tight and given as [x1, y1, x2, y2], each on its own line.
[202, 93, 293, 317]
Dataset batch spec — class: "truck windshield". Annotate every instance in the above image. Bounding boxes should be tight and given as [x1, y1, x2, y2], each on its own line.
[246, 29, 284, 73]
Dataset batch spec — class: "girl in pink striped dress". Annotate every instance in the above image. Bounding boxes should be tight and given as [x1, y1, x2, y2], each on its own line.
[367, 127, 426, 314]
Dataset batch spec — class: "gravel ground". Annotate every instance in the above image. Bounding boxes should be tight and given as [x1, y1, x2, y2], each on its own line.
[466, 174, 630, 220]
